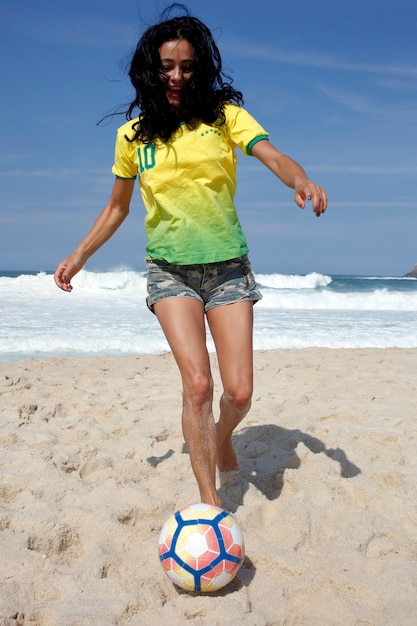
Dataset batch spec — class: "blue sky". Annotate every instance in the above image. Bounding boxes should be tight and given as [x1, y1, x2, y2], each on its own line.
[1, 0, 416, 276]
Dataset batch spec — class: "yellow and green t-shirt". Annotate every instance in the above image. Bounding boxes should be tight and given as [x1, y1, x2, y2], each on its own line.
[112, 103, 269, 265]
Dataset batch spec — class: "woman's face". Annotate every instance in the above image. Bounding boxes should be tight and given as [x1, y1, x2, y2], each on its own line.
[158, 39, 195, 111]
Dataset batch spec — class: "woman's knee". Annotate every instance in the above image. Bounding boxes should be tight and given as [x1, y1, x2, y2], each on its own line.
[223, 383, 252, 412]
[183, 371, 214, 405]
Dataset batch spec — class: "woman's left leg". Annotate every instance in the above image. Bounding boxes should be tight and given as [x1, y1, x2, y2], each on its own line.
[206, 301, 254, 473]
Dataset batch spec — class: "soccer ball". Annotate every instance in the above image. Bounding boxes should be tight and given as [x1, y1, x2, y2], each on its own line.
[158, 503, 245, 592]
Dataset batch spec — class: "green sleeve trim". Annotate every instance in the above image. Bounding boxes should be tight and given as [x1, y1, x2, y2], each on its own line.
[115, 174, 137, 180]
[247, 134, 269, 156]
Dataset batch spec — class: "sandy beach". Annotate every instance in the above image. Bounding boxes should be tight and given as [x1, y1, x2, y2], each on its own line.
[1, 348, 416, 625]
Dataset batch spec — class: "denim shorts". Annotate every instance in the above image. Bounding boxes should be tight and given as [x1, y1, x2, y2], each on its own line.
[146, 254, 262, 313]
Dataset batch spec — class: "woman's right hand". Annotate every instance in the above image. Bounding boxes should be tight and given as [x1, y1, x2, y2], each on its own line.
[54, 178, 134, 292]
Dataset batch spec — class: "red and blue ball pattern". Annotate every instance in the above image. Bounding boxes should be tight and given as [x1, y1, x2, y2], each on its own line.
[158, 503, 245, 592]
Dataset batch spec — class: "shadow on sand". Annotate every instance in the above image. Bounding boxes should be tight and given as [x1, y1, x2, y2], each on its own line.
[219, 424, 361, 513]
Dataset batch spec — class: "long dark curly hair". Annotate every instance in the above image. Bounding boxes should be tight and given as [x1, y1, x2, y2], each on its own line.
[125, 4, 243, 143]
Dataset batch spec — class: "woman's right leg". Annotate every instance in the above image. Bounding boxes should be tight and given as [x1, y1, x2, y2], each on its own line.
[153, 297, 221, 507]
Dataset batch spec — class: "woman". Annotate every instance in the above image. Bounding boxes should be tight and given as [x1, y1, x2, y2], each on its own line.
[54, 6, 327, 508]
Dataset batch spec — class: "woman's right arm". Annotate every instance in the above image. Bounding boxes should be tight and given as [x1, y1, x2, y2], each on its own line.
[54, 177, 135, 292]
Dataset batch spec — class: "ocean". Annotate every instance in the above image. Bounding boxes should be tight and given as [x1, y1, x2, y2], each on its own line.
[1, 269, 416, 362]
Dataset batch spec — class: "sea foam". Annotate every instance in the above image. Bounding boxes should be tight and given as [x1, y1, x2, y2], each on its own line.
[1, 269, 416, 360]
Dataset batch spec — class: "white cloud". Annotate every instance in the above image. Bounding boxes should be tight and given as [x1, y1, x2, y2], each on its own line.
[308, 164, 417, 175]
[6, 12, 137, 50]
[318, 85, 376, 114]
[0, 167, 106, 178]
[224, 37, 417, 77]
[318, 84, 417, 126]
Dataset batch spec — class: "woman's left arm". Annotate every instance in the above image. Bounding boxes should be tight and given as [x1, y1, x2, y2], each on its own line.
[251, 139, 327, 217]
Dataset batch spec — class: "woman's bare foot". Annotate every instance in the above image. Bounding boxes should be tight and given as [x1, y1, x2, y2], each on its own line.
[199, 489, 223, 508]
[216, 436, 240, 472]
[216, 424, 240, 488]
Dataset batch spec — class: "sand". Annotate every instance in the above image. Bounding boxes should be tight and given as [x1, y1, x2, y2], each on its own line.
[0, 348, 416, 625]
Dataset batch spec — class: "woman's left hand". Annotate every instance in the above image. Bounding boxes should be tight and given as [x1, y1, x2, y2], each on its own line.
[294, 181, 328, 217]
[250, 140, 328, 217]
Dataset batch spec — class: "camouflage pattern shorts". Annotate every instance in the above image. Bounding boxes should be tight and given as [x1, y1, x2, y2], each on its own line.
[146, 254, 262, 313]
